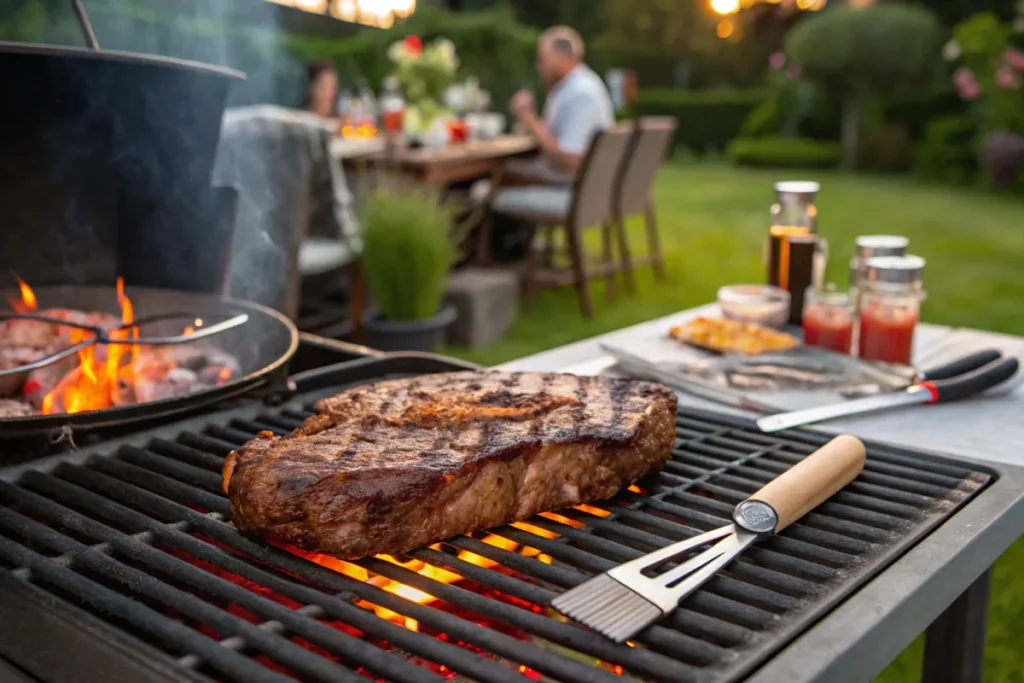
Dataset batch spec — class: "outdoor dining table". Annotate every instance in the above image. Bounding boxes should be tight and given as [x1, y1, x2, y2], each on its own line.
[346, 134, 538, 185]
[499, 303, 1024, 683]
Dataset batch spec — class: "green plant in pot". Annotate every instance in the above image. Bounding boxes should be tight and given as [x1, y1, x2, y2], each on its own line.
[359, 184, 458, 352]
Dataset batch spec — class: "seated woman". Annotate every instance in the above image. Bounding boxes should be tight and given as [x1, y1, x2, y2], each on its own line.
[304, 59, 339, 119]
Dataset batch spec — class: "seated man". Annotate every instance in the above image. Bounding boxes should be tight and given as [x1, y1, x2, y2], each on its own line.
[473, 26, 615, 258]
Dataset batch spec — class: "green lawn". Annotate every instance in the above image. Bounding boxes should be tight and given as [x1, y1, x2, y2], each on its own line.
[444, 162, 1024, 682]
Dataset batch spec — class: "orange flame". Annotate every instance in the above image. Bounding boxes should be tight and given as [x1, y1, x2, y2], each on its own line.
[288, 503, 619, 632]
[7, 274, 37, 314]
[41, 277, 162, 415]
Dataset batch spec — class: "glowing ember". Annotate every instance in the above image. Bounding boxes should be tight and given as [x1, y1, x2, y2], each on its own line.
[279, 502, 621, 634]
[182, 505, 629, 679]
[4, 276, 241, 416]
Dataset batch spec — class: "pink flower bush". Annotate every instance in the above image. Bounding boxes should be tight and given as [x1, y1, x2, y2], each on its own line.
[952, 67, 982, 99]
[1005, 47, 1024, 71]
[997, 65, 1021, 89]
[959, 80, 983, 99]
[769, 51, 786, 70]
[953, 66, 976, 87]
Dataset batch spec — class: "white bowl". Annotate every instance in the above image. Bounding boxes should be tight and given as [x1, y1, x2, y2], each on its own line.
[717, 284, 791, 328]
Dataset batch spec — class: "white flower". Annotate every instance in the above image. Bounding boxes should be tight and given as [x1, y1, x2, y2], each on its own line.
[444, 84, 467, 111]
[943, 39, 961, 61]
[435, 38, 456, 61]
[431, 37, 458, 72]
[387, 41, 407, 63]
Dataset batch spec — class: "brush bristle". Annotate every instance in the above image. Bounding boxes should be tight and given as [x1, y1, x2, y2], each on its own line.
[551, 573, 662, 643]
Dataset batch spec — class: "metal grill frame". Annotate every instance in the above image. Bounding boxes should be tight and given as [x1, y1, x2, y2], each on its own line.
[0, 354, 1001, 683]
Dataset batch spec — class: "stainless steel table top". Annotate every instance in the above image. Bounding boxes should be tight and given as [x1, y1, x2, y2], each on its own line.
[499, 305, 1024, 683]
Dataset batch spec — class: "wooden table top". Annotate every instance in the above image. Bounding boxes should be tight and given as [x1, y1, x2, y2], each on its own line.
[349, 135, 537, 185]
[380, 135, 536, 166]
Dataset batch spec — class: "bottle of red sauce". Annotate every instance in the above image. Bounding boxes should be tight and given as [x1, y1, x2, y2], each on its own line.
[857, 255, 926, 365]
[803, 286, 854, 354]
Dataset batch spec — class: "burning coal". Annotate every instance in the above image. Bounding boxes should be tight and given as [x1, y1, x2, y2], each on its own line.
[1, 277, 240, 417]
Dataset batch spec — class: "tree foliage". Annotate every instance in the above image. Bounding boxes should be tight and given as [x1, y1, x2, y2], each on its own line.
[598, 0, 715, 60]
[785, 4, 943, 167]
[785, 4, 944, 97]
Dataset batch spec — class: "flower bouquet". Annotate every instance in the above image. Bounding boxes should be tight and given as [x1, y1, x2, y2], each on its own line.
[388, 35, 459, 138]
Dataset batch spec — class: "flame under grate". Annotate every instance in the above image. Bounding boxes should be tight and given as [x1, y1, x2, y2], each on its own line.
[0, 371, 993, 683]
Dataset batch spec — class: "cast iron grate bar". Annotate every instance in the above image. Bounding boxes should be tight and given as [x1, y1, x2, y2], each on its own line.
[0, 367, 994, 683]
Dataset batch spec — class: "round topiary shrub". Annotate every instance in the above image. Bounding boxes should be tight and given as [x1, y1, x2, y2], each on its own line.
[785, 4, 944, 168]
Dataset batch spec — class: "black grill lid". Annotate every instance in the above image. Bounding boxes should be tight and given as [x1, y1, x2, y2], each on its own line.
[0, 356, 994, 683]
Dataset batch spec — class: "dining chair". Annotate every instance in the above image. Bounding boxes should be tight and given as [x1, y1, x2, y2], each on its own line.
[484, 122, 634, 318]
[612, 116, 677, 292]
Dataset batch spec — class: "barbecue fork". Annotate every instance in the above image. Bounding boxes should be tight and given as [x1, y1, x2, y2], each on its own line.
[552, 434, 866, 642]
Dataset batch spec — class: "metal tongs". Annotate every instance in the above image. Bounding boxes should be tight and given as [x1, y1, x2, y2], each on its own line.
[600, 343, 786, 413]
[758, 349, 1019, 432]
[0, 311, 249, 383]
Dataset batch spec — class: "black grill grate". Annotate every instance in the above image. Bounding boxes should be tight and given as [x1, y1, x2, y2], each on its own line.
[0, 360, 994, 683]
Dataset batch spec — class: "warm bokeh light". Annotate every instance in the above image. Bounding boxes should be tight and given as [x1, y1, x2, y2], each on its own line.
[717, 18, 735, 38]
[266, 0, 416, 28]
[710, 0, 741, 14]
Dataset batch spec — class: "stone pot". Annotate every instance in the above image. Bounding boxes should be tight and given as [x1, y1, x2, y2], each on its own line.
[362, 305, 457, 352]
[979, 131, 1024, 189]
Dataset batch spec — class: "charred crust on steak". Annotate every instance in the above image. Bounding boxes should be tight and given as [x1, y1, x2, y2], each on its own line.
[223, 371, 677, 558]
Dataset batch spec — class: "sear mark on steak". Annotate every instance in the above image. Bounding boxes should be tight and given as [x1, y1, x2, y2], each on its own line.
[223, 371, 677, 559]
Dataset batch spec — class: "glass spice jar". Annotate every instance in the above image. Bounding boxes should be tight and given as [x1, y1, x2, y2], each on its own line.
[857, 255, 926, 365]
[766, 181, 828, 325]
[803, 286, 855, 354]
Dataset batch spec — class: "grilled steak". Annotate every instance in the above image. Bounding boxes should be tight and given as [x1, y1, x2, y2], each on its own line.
[223, 371, 677, 559]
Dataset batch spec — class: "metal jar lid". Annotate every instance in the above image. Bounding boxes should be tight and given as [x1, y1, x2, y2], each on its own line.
[862, 254, 925, 287]
[774, 180, 820, 195]
[854, 235, 909, 259]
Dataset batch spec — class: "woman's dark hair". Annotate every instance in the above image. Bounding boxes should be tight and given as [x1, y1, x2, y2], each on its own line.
[304, 59, 337, 109]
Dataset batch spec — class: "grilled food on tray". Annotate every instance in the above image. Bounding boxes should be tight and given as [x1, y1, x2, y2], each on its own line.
[669, 316, 799, 355]
[223, 371, 677, 559]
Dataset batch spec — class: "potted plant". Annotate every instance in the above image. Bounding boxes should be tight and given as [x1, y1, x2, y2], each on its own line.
[945, 11, 1024, 188]
[359, 184, 458, 352]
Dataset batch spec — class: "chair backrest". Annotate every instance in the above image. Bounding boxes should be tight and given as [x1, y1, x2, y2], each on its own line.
[214, 106, 331, 319]
[616, 117, 678, 217]
[569, 122, 635, 228]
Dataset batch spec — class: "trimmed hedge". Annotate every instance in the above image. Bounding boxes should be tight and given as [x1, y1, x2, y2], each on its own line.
[913, 115, 980, 185]
[632, 89, 769, 154]
[728, 137, 842, 169]
[858, 124, 914, 172]
[884, 88, 968, 141]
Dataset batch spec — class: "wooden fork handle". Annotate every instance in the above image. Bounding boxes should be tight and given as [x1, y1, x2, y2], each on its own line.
[746, 435, 866, 533]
